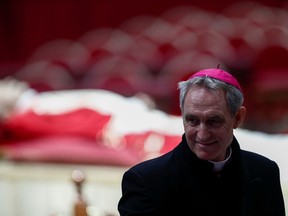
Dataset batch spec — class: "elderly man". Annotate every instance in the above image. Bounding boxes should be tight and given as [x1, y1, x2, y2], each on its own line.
[118, 68, 285, 216]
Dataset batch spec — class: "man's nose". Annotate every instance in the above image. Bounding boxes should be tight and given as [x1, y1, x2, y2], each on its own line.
[197, 123, 211, 140]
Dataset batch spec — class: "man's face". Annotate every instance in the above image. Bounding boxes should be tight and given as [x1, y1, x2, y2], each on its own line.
[182, 85, 244, 162]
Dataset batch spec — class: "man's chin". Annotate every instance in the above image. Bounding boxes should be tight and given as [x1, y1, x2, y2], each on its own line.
[195, 152, 215, 161]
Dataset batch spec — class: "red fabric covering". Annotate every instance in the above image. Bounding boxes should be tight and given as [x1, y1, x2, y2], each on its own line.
[1, 135, 141, 166]
[0, 108, 181, 166]
[123, 131, 181, 158]
[0, 108, 144, 166]
[1, 108, 111, 140]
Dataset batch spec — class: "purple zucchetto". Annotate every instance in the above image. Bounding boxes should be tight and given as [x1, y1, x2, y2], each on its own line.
[189, 68, 243, 93]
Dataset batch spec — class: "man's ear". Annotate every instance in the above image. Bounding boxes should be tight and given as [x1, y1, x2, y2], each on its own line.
[233, 106, 246, 129]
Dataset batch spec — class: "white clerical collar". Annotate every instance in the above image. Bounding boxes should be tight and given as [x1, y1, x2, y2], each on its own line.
[209, 147, 232, 172]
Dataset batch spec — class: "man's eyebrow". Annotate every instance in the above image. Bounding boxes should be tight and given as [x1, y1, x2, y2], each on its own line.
[208, 115, 225, 120]
[184, 113, 197, 118]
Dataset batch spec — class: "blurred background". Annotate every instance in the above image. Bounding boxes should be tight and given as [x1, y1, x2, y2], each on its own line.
[0, 0, 288, 215]
[1, 0, 288, 133]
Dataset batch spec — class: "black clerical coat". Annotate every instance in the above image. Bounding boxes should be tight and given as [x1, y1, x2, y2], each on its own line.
[118, 135, 285, 216]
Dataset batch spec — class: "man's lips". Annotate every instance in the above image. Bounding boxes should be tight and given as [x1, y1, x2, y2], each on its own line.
[197, 141, 217, 149]
[196, 141, 215, 145]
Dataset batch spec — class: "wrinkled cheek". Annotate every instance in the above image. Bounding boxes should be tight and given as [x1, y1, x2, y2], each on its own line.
[184, 126, 195, 136]
[184, 130, 195, 145]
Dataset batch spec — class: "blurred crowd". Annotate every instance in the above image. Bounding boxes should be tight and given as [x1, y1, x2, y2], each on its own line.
[4, 1, 288, 133]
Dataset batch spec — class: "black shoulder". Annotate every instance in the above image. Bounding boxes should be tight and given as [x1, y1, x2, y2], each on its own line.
[241, 150, 279, 173]
[131, 150, 173, 169]
[241, 150, 274, 163]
